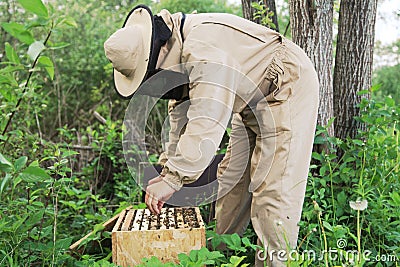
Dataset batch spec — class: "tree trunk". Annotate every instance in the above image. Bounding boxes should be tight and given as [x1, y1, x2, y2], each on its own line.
[241, 0, 259, 22]
[289, 0, 334, 138]
[241, 0, 279, 32]
[265, 0, 279, 32]
[333, 0, 378, 140]
[0, 0, 14, 63]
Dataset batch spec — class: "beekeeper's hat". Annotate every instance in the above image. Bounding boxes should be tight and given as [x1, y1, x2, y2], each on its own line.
[104, 5, 154, 98]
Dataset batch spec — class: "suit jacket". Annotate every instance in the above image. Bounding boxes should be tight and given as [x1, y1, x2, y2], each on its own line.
[155, 10, 295, 190]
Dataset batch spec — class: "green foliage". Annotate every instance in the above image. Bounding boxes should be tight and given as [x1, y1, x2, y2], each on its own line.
[17, 0, 49, 18]
[40, 0, 127, 135]
[251, 1, 277, 29]
[0, 0, 76, 143]
[274, 0, 291, 36]
[138, 256, 176, 267]
[0, 150, 87, 265]
[0, 136, 121, 265]
[137, 243, 249, 267]
[1, 22, 35, 44]
[0, 1, 127, 265]
[299, 95, 399, 266]
[373, 64, 400, 104]
[373, 39, 400, 104]
[178, 247, 225, 266]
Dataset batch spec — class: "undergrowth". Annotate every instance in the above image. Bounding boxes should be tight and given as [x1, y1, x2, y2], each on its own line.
[0, 0, 398, 266]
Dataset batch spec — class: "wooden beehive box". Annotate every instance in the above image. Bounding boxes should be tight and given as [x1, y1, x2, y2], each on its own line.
[112, 207, 205, 266]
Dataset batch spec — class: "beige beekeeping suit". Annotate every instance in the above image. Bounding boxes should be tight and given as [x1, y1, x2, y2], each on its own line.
[157, 10, 319, 267]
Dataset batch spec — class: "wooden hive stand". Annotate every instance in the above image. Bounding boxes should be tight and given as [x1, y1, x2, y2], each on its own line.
[112, 207, 206, 266]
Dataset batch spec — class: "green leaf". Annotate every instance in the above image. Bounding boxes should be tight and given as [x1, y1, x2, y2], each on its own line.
[61, 150, 79, 158]
[319, 165, 327, 176]
[348, 232, 357, 243]
[12, 215, 29, 231]
[38, 56, 54, 80]
[352, 139, 364, 146]
[24, 210, 44, 229]
[189, 249, 198, 262]
[311, 152, 323, 162]
[5, 42, 20, 64]
[28, 41, 45, 60]
[0, 75, 14, 86]
[0, 153, 13, 168]
[389, 192, 400, 206]
[208, 250, 224, 260]
[55, 237, 73, 249]
[226, 127, 232, 137]
[0, 174, 12, 195]
[48, 42, 70, 50]
[223, 233, 246, 252]
[14, 156, 28, 171]
[13, 175, 22, 189]
[57, 16, 78, 28]
[322, 221, 333, 232]
[19, 166, 51, 183]
[0, 153, 13, 173]
[1, 22, 35, 45]
[196, 247, 208, 258]
[231, 233, 242, 248]
[357, 89, 370, 95]
[337, 191, 347, 207]
[314, 135, 327, 144]
[222, 256, 248, 267]
[242, 237, 259, 250]
[26, 17, 50, 28]
[29, 160, 40, 167]
[370, 84, 381, 92]
[92, 223, 105, 234]
[17, 0, 48, 18]
[0, 66, 22, 86]
[210, 235, 222, 249]
[384, 96, 395, 107]
[178, 253, 190, 263]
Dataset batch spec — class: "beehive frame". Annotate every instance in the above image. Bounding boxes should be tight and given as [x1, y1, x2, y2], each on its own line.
[112, 207, 205, 266]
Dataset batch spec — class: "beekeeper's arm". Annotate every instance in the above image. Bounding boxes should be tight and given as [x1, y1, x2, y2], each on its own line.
[157, 99, 189, 168]
[161, 26, 240, 190]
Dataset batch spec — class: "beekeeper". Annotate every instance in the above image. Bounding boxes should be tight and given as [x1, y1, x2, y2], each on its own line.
[104, 5, 319, 267]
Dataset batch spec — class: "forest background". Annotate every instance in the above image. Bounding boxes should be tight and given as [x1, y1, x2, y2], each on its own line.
[0, 0, 399, 266]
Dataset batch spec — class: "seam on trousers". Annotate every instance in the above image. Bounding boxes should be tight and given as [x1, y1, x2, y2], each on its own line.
[280, 99, 293, 215]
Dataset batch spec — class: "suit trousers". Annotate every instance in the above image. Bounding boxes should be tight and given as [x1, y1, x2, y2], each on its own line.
[215, 40, 319, 267]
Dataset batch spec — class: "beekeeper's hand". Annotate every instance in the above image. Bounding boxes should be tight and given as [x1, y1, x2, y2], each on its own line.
[145, 176, 176, 214]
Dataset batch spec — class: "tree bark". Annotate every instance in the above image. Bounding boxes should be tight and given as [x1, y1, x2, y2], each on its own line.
[265, 0, 279, 32]
[289, 0, 334, 137]
[0, 0, 14, 63]
[333, 0, 378, 140]
[241, 0, 258, 22]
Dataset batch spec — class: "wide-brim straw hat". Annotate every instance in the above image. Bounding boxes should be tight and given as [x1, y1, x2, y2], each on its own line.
[104, 5, 154, 98]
